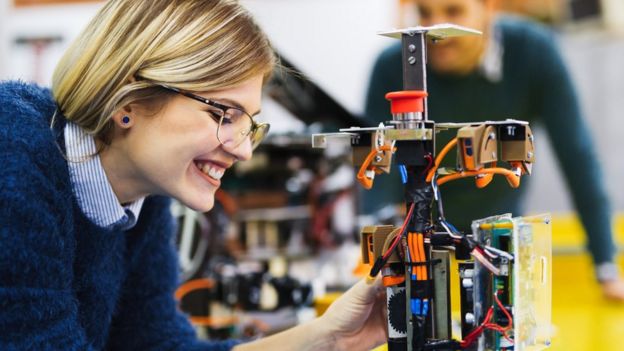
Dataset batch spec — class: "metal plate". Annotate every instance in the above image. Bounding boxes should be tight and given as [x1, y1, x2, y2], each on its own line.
[378, 23, 482, 40]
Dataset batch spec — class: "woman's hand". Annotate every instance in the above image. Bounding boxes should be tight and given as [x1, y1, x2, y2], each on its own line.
[316, 278, 388, 351]
[233, 278, 387, 351]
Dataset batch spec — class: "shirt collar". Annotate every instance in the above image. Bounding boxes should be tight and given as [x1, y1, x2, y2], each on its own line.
[64, 122, 145, 230]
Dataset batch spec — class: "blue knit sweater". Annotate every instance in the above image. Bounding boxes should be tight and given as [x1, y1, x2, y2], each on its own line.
[0, 81, 238, 351]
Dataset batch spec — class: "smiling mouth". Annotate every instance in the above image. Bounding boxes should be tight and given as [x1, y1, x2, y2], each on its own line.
[194, 161, 225, 181]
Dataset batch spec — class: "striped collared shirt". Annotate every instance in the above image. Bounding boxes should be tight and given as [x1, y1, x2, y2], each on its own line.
[64, 122, 145, 230]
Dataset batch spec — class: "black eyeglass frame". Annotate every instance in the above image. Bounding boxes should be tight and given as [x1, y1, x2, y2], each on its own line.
[157, 84, 269, 150]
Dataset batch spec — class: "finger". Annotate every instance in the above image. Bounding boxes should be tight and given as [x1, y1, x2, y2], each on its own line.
[380, 297, 389, 339]
[353, 276, 384, 303]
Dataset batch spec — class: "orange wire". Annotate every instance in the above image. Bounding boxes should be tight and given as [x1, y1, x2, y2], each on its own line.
[425, 138, 458, 182]
[418, 233, 427, 280]
[409, 233, 416, 276]
[356, 145, 393, 189]
[188, 315, 239, 328]
[175, 278, 215, 301]
[414, 233, 420, 277]
[175, 278, 238, 328]
[436, 167, 520, 188]
[415, 233, 423, 280]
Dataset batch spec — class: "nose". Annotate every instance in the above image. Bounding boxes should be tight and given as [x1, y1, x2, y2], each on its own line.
[224, 137, 253, 162]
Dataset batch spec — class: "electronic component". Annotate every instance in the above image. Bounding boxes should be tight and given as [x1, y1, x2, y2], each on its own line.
[457, 124, 498, 171]
[313, 23, 551, 351]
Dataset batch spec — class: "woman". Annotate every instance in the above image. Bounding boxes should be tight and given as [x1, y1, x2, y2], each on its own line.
[0, 0, 386, 350]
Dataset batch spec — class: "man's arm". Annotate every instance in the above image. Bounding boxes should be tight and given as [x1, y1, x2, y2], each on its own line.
[530, 27, 617, 278]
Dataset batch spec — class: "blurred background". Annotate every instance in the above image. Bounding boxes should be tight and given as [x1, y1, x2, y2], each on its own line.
[1, 0, 623, 349]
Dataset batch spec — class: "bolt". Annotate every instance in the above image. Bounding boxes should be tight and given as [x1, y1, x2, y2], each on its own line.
[465, 313, 475, 325]
[462, 278, 473, 288]
[408, 44, 416, 52]
[408, 56, 416, 65]
[374, 155, 383, 163]
[527, 151, 533, 159]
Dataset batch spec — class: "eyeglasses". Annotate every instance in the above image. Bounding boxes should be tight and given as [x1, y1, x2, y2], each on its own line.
[158, 84, 269, 150]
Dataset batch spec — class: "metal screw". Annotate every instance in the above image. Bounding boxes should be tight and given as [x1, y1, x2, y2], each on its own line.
[374, 155, 383, 163]
[465, 313, 475, 325]
[408, 56, 416, 65]
[408, 44, 416, 52]
[527, 151, 533, 158]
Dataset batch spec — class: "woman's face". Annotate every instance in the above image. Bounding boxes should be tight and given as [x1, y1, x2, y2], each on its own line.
[106, 74, 264, 212]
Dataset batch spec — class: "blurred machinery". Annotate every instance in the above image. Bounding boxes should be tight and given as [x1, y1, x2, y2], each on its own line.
[313, 24, 551, 351]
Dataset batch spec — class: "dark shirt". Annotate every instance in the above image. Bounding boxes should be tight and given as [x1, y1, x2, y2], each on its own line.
[363, 17, 614, 264]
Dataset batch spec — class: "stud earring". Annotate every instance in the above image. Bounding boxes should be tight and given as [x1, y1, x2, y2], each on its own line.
[122, 115, 131, 124]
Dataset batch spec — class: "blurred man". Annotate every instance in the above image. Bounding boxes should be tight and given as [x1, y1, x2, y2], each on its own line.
[364, 0, 624, 300]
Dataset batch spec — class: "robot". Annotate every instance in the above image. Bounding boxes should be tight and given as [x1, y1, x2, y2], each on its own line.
[312, 24, 552, 351]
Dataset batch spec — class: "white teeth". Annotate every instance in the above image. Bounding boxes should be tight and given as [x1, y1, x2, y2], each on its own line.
[208, 168, 224, 180]
[196, 161, 225, 180]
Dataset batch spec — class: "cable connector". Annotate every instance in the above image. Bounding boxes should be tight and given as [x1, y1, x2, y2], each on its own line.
[368, 256, 385, 279]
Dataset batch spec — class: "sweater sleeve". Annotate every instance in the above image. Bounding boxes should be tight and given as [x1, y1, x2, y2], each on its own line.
[105, 197, 239, 351]
[529, 28, 615, 265]
[0, 142, 95, 351]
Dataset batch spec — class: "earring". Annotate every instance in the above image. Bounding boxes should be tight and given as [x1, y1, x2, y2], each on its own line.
[122, 115, 131, 124]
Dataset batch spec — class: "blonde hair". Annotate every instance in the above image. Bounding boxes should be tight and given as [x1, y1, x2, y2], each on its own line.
[52, 0, 276, 142]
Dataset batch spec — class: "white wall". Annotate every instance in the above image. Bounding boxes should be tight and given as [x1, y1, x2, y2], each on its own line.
[0, 0, 397, 109]
[241, 0, 397, 115]
[0, 0, 102, 85]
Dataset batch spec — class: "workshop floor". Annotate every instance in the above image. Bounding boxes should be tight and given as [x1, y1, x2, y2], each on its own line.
[549, 254, 624, 350]
[547, 213, 624, 350]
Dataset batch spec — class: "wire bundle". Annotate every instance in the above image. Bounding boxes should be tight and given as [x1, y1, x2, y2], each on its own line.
[407, 231, 429, 316]
[368, 202, 416, 279]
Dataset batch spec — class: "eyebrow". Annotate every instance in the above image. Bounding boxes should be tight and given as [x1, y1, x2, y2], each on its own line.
[213, 97, 262, 117]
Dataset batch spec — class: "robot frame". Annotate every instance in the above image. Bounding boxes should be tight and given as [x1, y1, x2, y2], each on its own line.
[312, 24, 551, 351]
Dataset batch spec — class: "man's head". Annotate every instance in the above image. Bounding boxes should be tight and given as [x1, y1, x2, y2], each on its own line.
[412, 0, 497, 75]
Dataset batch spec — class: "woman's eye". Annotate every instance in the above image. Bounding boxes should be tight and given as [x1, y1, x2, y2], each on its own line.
[206, 110, 221, 119]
